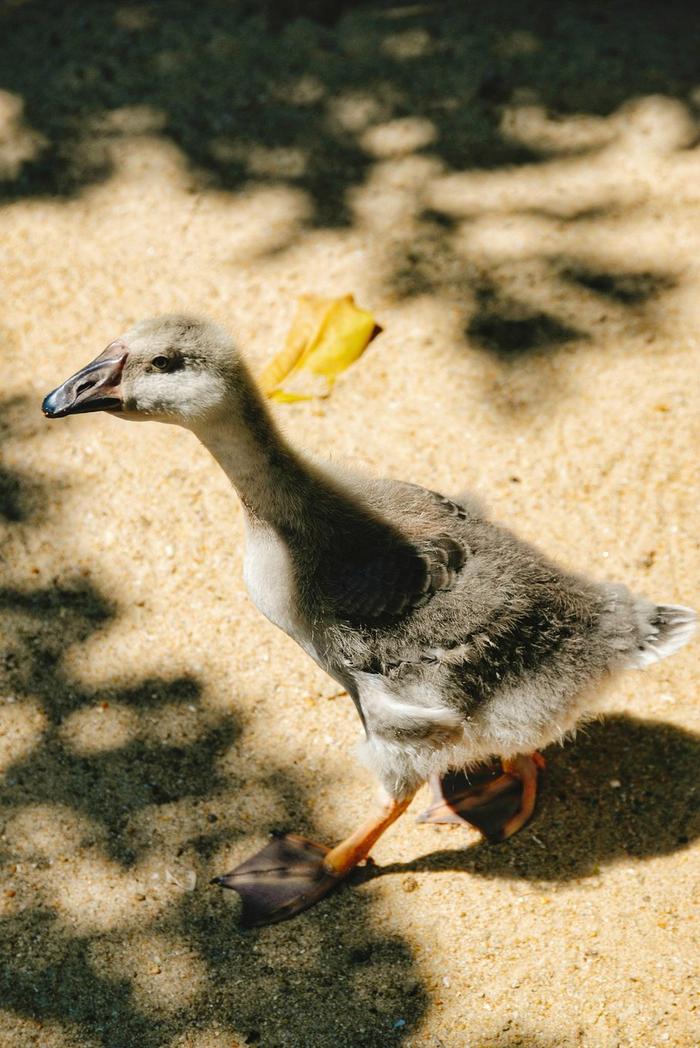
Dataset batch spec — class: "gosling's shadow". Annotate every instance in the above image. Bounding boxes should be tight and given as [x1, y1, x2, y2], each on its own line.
[360, 714, 700, 884]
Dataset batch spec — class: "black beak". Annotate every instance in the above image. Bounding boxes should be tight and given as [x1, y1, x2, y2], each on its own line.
[42, 342, 127, 419]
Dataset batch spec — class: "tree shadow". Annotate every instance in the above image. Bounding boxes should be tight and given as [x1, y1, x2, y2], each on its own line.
[1, 1, 693, 376]
[467, 278, 587, 358]
[0, 396, 48, 525]
[2, 6, 698, 1042]
[1, 2, 697, 207]
[560, 264, 677, 307]
[0, 410, 429, 1045]
[359, 714, 700, 885]
[0, 0, 544, 213]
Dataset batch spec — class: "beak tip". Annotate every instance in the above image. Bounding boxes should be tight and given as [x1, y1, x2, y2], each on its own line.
[42, 391, 64, 418]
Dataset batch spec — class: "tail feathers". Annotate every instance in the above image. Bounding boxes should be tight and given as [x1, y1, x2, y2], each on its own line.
[628, 603, 697, 669]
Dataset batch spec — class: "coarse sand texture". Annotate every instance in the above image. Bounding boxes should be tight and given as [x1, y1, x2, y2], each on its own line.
[1, 4, 699, 1047]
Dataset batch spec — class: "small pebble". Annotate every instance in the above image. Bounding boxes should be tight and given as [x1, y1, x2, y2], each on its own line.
[609, 779, 622, 789]
[182, 870, 197, 891]
[167, 868, 197, 891]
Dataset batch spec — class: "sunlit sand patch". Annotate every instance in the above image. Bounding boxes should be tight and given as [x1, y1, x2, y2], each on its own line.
[428, 149, 634, 219]
[208, 141, 309, 180]
[0, 90, 47, 180]
[52, 855, 172, 933]
[59, 702, 139, 755]
[427, 95, 700, 223]
[58, 689, 215, 754]
[246, 144, 307, 179]
[200, 182, 311, 260]
[274, 73, 325, 107]
[59, 635, 202, 696]
[360, 116, 437, 159]
[350, 154, 442, 231]
[207, 777, 289, 832]
[65, 131, 196, 214]
[616, 95, 696, 155]
[500, 94, 695, 160]
[87, 104, 167, 136]
[381, 27, 433, 60]
[5, 804, 95, 861]
[501, 104, 618, 155]
[455, 212, 557, 263]
[0, 1012, 86, 1048]
[0, 700, 46, 774]
[141, 702, 209, 746]
[88, 931, 207, 1014]
[166, 1029, 249, 1048]
[327, 89, 390, 133]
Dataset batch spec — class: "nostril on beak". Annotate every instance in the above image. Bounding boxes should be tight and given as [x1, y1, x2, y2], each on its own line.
[43, 347, 126, 419]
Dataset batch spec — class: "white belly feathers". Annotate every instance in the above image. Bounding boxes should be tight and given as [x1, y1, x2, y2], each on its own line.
[242, 518, 303, 639]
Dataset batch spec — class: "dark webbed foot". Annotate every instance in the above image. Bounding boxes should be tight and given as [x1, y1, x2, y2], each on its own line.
[214, 792, 415, 926]
[418, 753, 545, 842]
[212, 833, 342, 927]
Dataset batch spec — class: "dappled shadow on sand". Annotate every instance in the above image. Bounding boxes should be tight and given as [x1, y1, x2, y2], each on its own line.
[2, 445, 698, 1043]
[2, 1, 698, 211]
[11, 566, 696, 1046]
[0, 0, 695, 367]
[0, 420, 428, 1046]
[0, 396, 49, 525]
[0, 580, 428, 1046]
[360, 714, 700, 886]
[0, 577, 234, 866]
[2, 7, 699, 1044]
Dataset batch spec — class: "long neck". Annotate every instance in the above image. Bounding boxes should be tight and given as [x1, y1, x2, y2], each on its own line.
[190, 381, 316, 530]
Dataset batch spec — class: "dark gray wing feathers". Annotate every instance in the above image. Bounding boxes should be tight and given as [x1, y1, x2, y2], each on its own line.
[326, 532, 467, 625]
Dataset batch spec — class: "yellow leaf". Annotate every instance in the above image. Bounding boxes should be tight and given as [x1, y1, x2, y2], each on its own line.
[259, 294, 380, 402]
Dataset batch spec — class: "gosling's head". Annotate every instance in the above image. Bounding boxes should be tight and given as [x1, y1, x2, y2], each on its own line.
[43, 315, 249, 427]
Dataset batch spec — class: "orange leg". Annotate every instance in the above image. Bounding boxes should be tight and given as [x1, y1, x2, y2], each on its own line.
[323, 792, 415, 876]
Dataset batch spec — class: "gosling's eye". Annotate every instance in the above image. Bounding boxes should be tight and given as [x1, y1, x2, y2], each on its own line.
[152, 355, 170, 371]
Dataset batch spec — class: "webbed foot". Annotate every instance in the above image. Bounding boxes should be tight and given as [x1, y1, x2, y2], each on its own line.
[212, 833, 343, 927]
[214, 791, 415, 926]
[418, 753, 545, 842]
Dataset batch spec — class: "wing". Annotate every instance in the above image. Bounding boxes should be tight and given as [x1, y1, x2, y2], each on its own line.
[322, 531, 467, 625]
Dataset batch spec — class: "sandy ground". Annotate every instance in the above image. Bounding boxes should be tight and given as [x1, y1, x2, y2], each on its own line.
[1, 3, 699, 1046]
